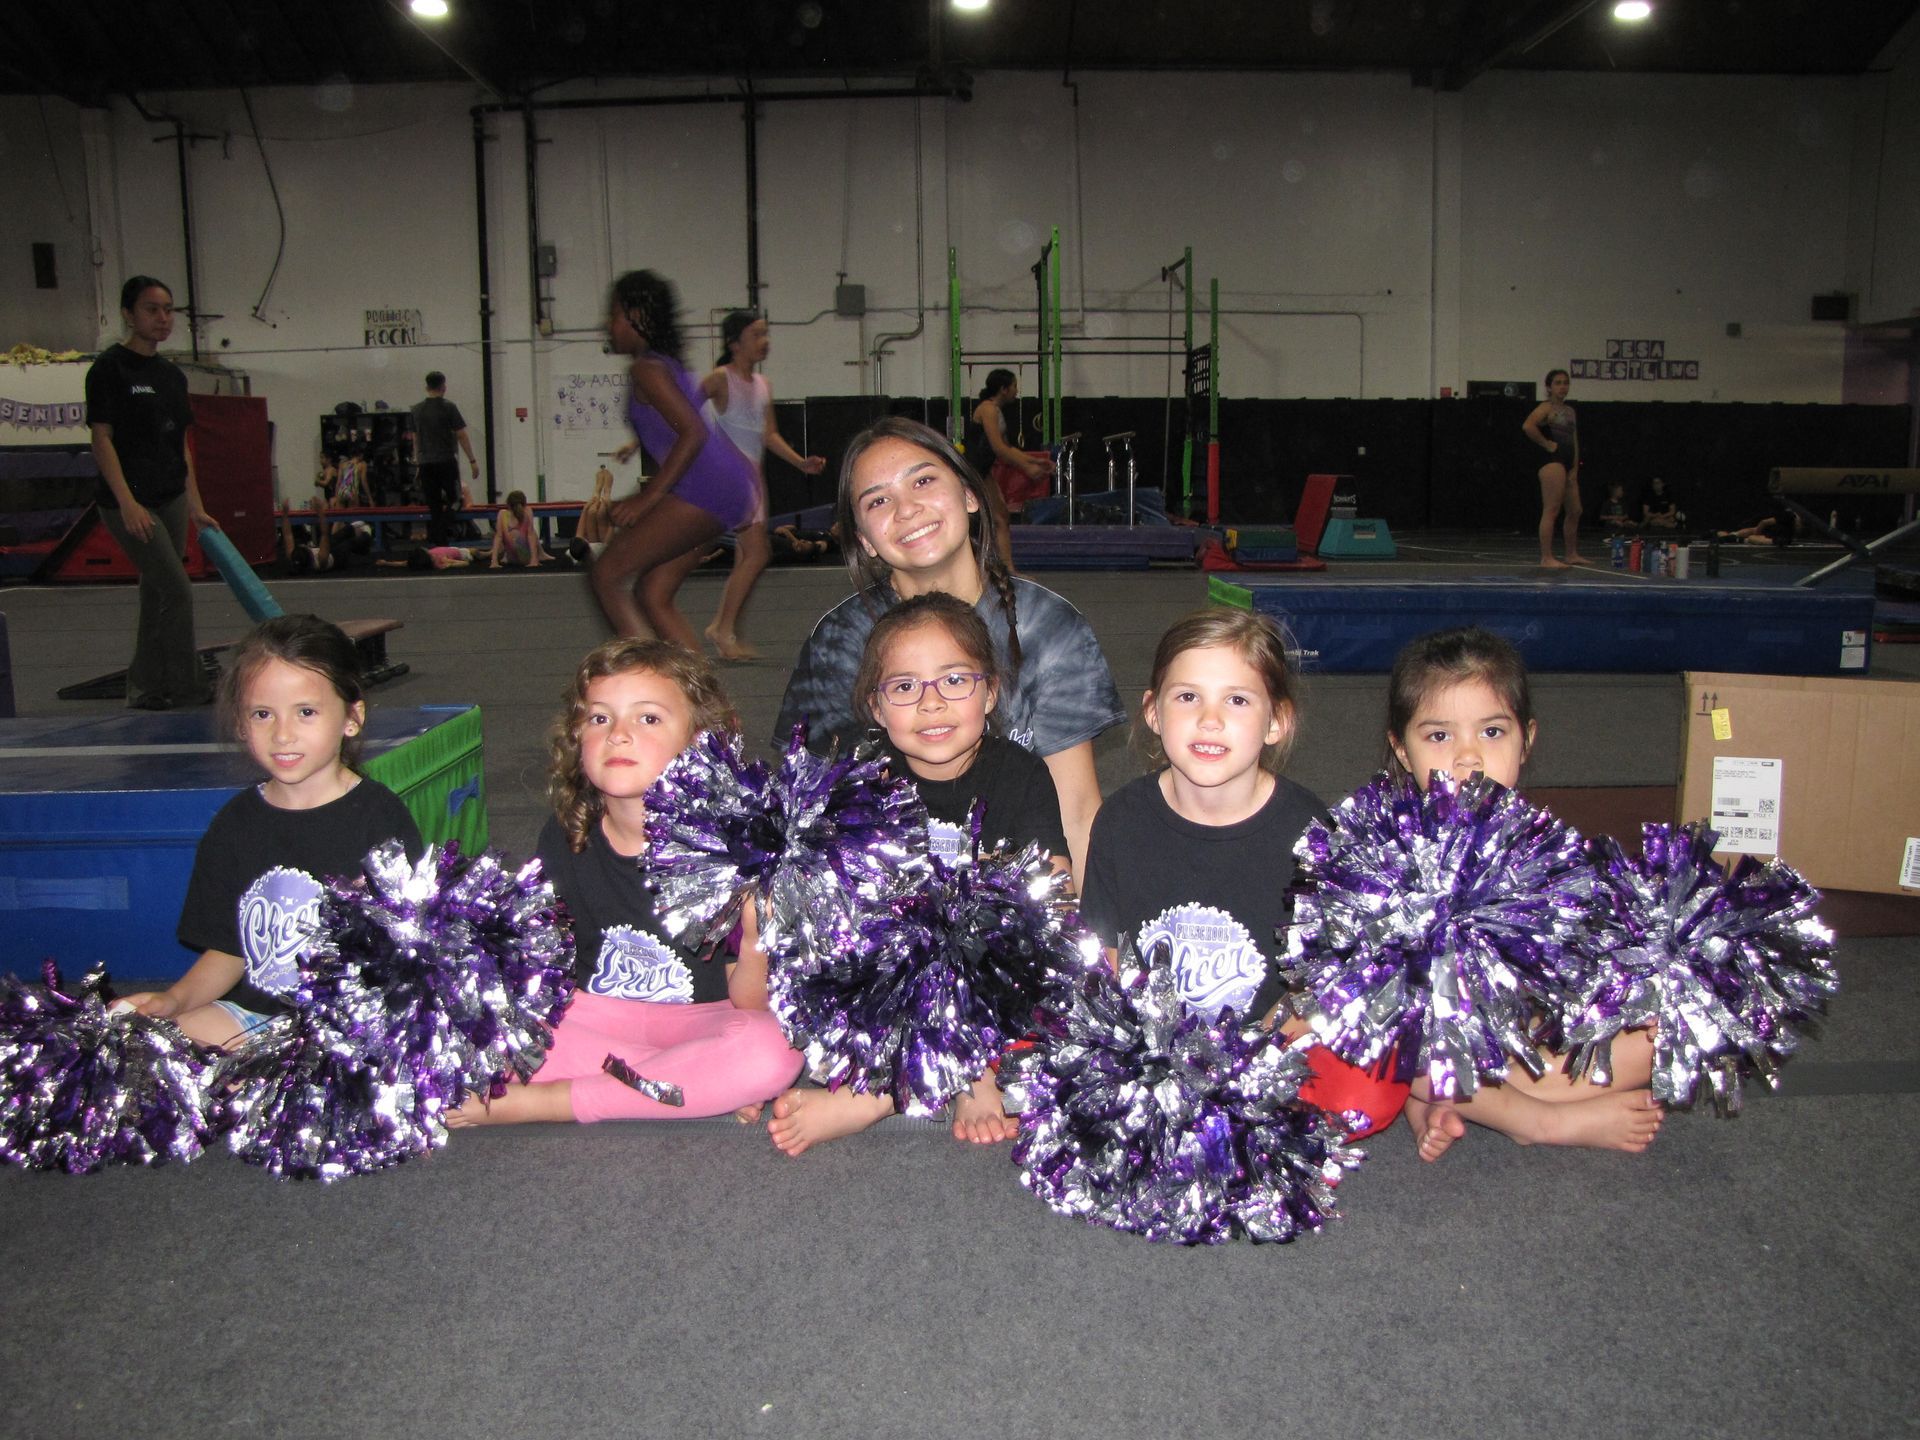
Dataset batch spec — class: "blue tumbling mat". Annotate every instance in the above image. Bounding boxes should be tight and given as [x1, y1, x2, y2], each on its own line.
[1209, 576, 1875, 675]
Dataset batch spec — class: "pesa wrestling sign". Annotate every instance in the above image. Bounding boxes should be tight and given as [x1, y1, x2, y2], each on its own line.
[364, 308, 425, 347]
[1570, 339, 1700, 382]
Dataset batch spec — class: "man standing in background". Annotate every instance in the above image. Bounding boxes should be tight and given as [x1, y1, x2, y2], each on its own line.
[410, 371, 478, 545]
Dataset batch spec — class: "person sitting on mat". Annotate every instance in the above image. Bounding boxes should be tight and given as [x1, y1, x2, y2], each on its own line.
[490, 489, 544, 568]
[278, 494, 347, 575]
[114, 615, 423, 1048]
[1599, 482, 1630, 533]
[1641, 476, 1683, 531]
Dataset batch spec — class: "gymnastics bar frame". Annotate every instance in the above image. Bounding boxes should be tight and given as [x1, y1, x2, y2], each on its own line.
[1768, 467, 1920, 587]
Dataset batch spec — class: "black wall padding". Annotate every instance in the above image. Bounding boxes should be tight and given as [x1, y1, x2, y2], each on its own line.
[769, 396, 1912, 534]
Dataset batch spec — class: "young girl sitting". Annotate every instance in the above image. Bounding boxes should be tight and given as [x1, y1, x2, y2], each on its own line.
[490, 489, 543, 568]
[119, 615, 423, 1048]
[1385, 626, 1663, 1160]
[451, 639, 801, 1126]
[775, 417, 1123, 880]
[767, 592, 1069, 1157]
[1077, 607, 1409, 1140]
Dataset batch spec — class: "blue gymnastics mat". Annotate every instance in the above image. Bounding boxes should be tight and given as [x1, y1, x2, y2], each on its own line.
[1208, 576, 1875, 675]
[0, 705, 482, 977]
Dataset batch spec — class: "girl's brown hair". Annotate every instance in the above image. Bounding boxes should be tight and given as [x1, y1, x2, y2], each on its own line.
[833, 416, 1023, 676]
[547, 638, 738, 852]
[1136, 607, 1300, 775]
[218, 614, 368, 768]
[852, 592, 1002, 736]
[1383, 626, 1534, 779]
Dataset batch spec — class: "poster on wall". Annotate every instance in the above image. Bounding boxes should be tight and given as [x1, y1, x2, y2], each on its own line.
[553, 372, 630, 432]
[364, 308, 425, 347]
[1570, 339, 1700, 382]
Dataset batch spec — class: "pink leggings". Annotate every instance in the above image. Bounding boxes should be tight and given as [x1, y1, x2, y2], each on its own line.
[533, 993, 802, 1123]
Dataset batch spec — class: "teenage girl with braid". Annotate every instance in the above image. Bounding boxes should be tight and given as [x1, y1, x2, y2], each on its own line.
[773, 417, 1123, 880]
[596, 270, 760, 649]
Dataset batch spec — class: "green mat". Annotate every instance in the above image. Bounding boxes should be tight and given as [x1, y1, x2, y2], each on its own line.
[363, 704, 488, 853]
[1207, 576, 1253, 610]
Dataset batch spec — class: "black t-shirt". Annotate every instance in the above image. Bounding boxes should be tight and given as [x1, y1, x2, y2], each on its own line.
[881, 733, 1068, 864]
[410, 396, 467, 464]
[84, 343, 193, 507]
[1078, 772, 1326, 1024]
[535, 815, 729, 1005]
[177, 779, 424, 1016]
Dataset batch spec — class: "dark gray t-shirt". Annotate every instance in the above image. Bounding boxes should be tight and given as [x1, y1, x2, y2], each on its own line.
[410, 395, 466, 463]
[773, 578, 1124, 759]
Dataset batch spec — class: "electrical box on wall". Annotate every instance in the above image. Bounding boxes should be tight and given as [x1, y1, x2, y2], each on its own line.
[1809, 293, 1853, 323]
[535, 245, 558, 279]
[31, 243, 56, 289]
[835, 284, 866, 318]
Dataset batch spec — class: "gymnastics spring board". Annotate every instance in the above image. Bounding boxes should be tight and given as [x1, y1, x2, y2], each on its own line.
[0, 705, 485, 977]
[1207, 576, 1876, 675]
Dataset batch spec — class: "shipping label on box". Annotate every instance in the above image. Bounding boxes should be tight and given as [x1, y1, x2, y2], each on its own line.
[1708, 756, 1783, 854]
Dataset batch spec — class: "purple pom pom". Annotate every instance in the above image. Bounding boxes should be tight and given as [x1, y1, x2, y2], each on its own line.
[1284, 771, 1594, 1100]
[0, 964, 216, 1173]
[771, 843, 1098, 1115]
[1002, 943, 1362, 1245]
[222, 843, 574, 1180]
[1564, 823, 1837, 1113]
[645, 727, 930, 959]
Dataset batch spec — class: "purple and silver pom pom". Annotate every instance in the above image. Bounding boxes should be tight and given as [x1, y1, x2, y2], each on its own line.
[223, 842, 575, 1180]
[771, 843, 1097, 1115]
[1283, 770, 1594, 1100]
[1565, 823, 1837, 1113]
[645, 727, 929, 958]
[0, 964, 216, 1173]
[1001, 943, 1362, 1245]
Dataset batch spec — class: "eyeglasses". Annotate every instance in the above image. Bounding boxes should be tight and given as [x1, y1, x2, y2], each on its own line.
[875, 671, 987, 706]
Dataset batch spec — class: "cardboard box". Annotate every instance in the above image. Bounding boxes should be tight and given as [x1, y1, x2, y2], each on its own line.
[1678, 672, 1920, 896]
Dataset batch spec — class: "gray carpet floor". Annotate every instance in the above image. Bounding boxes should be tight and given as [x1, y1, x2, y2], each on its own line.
[2, 534, 1915, 1439]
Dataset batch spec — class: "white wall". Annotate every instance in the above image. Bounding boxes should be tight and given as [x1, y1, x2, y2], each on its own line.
[0, 96, 98, 350]
[3, 64, 1902, 498]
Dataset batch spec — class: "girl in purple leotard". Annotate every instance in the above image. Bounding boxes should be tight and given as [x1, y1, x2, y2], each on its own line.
[595, 270, 759, 647]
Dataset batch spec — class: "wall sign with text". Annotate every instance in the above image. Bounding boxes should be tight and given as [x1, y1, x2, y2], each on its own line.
[1570, 339, 1700, 382]
[364, 308, 425, 347]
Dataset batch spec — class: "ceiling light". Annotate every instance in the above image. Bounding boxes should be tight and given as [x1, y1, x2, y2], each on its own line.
[411, 0, 450, 18]
[952, 0, 990, 12]
[1613, 2, 1652, 20]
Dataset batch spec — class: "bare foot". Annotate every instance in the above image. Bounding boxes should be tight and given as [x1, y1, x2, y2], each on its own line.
[704, 624, 758, 662]
[766, 1086, 893, 1156]
[1539, 557, 1569, 570]
[1519, 1088, 1664, 1153]
[446, 1081, 573, 1127]
[1402, 1092, 1468, 1162]
[950, 1074, 1018, 1144]
[734, 1101, 765, 1124]
[1565, 552, 1593, 566]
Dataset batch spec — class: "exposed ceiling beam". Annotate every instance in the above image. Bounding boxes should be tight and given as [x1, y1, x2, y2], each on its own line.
[1439, 0, 1603, 90]
[384, 0, 507, 98]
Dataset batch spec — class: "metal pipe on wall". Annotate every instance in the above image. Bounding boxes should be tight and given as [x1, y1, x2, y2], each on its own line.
[472, 111, 498, 503]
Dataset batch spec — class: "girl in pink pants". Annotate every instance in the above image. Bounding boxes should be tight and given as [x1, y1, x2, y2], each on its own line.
[452, 638, 800, 1125]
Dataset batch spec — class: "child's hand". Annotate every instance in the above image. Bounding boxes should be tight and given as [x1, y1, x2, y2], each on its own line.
[117, 990, 181, 1020]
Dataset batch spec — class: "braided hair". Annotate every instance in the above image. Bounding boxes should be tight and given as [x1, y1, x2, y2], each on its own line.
[834, 417, 1023, 677]
[608, 270, 685, 364]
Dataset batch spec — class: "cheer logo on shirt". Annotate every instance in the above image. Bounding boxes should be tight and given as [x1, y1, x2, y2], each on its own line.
[1137, 903, 1266, 1020]
[927, 819, 972, 865]
[588, 926, 696, 1003]
[237, 866, 324, 995]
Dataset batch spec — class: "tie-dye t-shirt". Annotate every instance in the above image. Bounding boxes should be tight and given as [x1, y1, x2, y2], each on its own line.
[176, 780, 423, 1016]
[774, 578, 1124, 759]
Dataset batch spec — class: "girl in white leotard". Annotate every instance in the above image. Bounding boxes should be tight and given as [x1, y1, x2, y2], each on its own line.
[697, 310, 826, 660]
